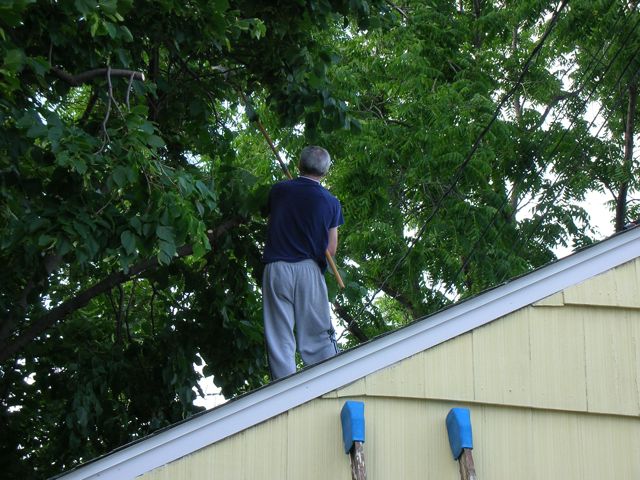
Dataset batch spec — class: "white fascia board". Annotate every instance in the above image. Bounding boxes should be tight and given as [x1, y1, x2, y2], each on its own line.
[58, 228, 640, 480]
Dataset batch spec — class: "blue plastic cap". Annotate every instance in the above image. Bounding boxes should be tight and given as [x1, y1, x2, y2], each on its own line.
[340, 401, 365, 454]
[446, 407, 473, 460]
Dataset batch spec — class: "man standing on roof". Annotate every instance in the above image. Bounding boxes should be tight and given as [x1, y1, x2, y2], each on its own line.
[262, 146, 344, 380]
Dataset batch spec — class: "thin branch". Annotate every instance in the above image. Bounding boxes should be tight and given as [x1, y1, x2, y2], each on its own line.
[332, 302, 369, 343]
[150, 284, 158, 337]
[96, 66, 113, 154]
[385, 0, 409, 20]
[380, 284, 418, 319]
[126, 72, 135, 110]
[117, 284, 125, 341]
[106, 288, 118, 340]
[194, 381, 205, 398]
[51, 66, 145, 86]
[537, 91, 578, 127]
[124, 279, 137, 342]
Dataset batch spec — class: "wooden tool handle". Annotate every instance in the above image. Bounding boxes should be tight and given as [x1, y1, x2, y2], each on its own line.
[326, 251, 345, 289]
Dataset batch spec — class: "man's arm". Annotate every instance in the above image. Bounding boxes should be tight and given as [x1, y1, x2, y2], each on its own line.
[327, 227, 338, 257]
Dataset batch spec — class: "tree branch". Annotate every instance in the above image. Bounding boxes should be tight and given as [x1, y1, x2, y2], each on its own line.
[537, 91, 577, 127]
[51, 66, 145, 86]
[380, 284, 418, 319]
[385, 0, 409, 20]
[616, 82, 637, 231]
[0, 218, 242, 363]
[124, 279, 137, 343]
[332, 302, 369, 343]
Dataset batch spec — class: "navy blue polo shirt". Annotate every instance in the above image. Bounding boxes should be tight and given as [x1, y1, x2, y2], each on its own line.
[263, 176, 344, 271]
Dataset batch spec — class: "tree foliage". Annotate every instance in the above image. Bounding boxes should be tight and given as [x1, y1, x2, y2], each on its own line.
[1, 0, 639, 477]
[0, 0, 379, 476]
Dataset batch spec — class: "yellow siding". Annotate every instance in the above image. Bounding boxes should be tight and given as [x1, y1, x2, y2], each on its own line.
[143, 413, 289, 480]
[422, 333, 475, 400]
[584, 307, 640, 415]
[563, 257, 640, 308]
[473, 308, 533, 406]
[359, 351, 426, 399]
[533, 291, 565, 307]
[324, 376, 366, 398]
[528, 306, 586, 411]
[475, 406, 640, 479]
[286, 400, 351, 478]
[359, 398, 455, 479]
[141, 257, 640, 480]
[330, 333, 476, 400]
[142, 398, 640, 480]
[331, 257, 640, 415]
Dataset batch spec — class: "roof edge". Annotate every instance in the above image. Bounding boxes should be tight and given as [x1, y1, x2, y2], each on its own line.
[59, 227, 640, 479]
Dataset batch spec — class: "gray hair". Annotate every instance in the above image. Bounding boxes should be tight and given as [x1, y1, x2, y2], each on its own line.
[299, 146, 331, 176]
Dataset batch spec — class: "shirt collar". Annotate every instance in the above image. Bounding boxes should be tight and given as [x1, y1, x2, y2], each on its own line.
[298, 175, 321, 184]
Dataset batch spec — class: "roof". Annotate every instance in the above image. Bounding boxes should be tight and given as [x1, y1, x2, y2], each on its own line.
[57, 226, 640, 480]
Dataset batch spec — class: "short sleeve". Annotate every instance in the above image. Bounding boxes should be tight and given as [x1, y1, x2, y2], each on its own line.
[331, 199, 344, 228]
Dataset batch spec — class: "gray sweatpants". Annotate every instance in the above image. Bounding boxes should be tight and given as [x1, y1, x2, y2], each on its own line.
[263, 260, 339, 379]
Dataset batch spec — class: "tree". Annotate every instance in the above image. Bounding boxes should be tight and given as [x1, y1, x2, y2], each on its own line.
[557, 0, 640, 231]
[0, 0, 380, 477]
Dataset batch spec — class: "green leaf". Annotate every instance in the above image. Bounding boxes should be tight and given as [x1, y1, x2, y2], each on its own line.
[120, 230, 136, 255]
[3, 48, 25, 72]
[89, 15, 100, 36]
[71, 157, 87, 174]
[26, 56, 49, 77]
[104, 21, 117, 39]
[177, 175, 193, 195]
[192, 241, 206, 259]
[157, 240, 175, 265]
[100, 0, 118, 15]
[76, 406, 88, 428]
[112, 166, 134, 187]
[55, 151, 71, 168]
[156, 225, 175, 243]
[26, 121, 47, 138]
[147, 135, 165, 148]
[74, 0, 97, 16]
[138, 121, 154, 135]
[129, 216, 142, 235]
[56, 236, 72, 256]
[37, 234, 55, 248]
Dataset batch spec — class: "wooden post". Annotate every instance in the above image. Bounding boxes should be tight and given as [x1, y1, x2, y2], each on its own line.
[341, 401, 366, 480]
[458, 448, 477, 480]
[349, 441, 367, 480]
[446, 408, 477, 480]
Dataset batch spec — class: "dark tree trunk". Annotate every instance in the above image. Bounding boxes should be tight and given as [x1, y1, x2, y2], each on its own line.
[472, 0, 483, 48]
[508, 25, 523, 223]
[616, 83, 637, 231]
